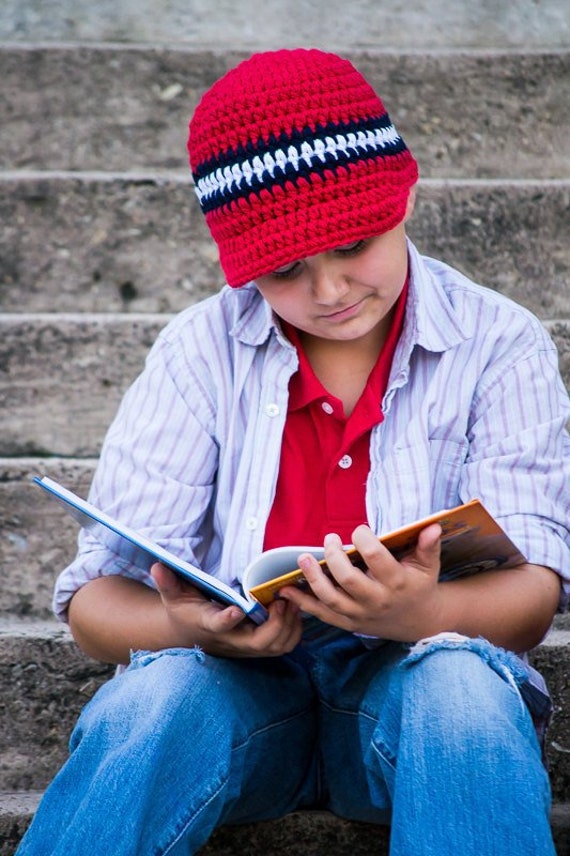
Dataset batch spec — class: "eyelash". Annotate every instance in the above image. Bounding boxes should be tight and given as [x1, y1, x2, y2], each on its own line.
[272, 262, 302, 280]
[271, 241, 367, 279]
[334, 240, 367, 257]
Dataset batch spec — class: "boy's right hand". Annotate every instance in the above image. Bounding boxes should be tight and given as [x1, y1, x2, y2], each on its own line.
[151, 563, 303, 658]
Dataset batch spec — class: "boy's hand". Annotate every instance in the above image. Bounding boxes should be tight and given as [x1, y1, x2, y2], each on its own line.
[151, 563, 303, 658]
[278, 523, 445, 641]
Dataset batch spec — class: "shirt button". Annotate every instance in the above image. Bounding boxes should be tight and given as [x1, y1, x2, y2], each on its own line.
[321, 402, 334, 415]
[338, 454, 353, 469]
[246, 516, 258, 530]
[265, 403, 280, 417]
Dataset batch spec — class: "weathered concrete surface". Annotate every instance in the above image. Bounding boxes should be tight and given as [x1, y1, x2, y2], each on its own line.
[1, 47, 569, 179]
[0, 0, 568, 49]
[0, 174, 222, 314]
[1, 316, 569, 459]
[0, 314, 167, 457]
[0, 791, 41, 856]
[2, 800, 570, 856]
[0, 458, 96, 618]
[1, 175, 569, 317]
[533, 631, 570, 803]
[412, 182, 570, 320]
[0, 799, 387, 856]
[0, 621, 114, 791]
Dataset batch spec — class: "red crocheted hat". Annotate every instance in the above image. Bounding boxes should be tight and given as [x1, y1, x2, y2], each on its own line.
[187, 49, 418, 288]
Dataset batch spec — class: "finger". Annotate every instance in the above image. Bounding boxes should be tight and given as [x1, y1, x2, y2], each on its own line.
[350, 524, 438, 587]
[263, 599, 301, 640]
[201, 602, 249, 634]
[152, 562, 248, 631]
[404, 523, 442, 575]
[267, 600, 303, 649]
[279, 556, 357, 627]
[297, 550, 355, 603]
[325, 526, 397, 591]
[151, 562, 187, 597]
[230, 600, 302, 655]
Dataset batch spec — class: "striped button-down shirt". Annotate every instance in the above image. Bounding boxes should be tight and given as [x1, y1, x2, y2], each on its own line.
[54, 240, 570, 623]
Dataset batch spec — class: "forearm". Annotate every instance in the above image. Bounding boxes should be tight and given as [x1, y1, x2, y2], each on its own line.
[435, 563, 561, 653]
[68, 575, 187, 665]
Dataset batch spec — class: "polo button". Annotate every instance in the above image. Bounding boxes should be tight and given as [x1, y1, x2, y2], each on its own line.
[338, 454, 353, 469]
[265, 403, 280, 417]
[321, 402, 334, 414]
[246, 516, 258, 530]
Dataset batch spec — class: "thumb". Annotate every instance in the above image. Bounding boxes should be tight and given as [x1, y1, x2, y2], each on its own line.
[151, 562, 185, 599]
[409, 523, 442, 574]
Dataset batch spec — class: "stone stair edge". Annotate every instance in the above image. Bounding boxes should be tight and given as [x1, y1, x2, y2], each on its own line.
[0, 310, 175, 322]
[3, 172, 570, 187]
[2, 41, 569, 57]
[2, 614, 570, 645]
[1, 800, 569, 856]
[0, 796, 570, 856]
[0, 617, 71, 638]
[1, 178, 568, 318]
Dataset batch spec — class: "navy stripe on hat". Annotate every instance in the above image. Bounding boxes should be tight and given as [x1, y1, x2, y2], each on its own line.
[193, 114, 408, 214]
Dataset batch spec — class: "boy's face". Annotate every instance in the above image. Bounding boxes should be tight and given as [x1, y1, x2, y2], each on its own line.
[255, 216, 410, 348]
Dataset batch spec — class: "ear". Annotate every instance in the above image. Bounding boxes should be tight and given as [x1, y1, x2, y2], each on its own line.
[403, 185, 417, 222]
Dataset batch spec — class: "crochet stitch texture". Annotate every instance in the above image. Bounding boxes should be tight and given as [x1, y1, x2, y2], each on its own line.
[188, 49, 419, 287]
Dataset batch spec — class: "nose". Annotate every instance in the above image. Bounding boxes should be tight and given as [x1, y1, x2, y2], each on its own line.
[309, 260, 350, 305]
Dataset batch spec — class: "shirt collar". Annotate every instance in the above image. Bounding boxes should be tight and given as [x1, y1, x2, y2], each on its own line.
[281, 323, 326, 411]
[403, 239, 471, 354]
[228, 283, 282, 347]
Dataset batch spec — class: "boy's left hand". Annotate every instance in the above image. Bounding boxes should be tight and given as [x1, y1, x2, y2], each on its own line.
[278, 523, 445, 641]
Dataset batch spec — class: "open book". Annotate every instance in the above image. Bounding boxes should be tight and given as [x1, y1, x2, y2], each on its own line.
[34, 476, 526, 621]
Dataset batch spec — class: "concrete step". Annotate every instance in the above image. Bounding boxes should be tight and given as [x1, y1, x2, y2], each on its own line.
[0, 620, 114, 792]
[532, 631, 570, 804]
[0, 314, 167, 457]
[2, 798, 569, 856]
[1, 175, 569, 316]
[1, 0, 568, 49]
[0, 458, 96, 619]
[1, 314, 569, 459]
[1, 620, 570, 798]
[1, 46, 568, 177]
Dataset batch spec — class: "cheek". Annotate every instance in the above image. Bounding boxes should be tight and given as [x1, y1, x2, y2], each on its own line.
[256, 284, 305, 319]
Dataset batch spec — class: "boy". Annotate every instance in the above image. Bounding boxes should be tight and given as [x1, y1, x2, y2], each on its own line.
[17, 49, 570, 856]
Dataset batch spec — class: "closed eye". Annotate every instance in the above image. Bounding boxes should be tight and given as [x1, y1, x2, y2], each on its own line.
[268, 239, 368, 280]
[333, 240, 367, 257]
[271, 261, 302, 280]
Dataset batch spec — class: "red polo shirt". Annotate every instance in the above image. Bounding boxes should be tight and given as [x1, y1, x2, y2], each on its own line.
[263, 279, 408, 549]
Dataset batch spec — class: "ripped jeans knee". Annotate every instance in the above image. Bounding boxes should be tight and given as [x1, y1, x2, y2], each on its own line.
[400, 631, 551, 752]
[406, 632, 528, 701]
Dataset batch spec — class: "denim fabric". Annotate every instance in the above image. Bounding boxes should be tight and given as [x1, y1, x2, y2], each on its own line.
[16, 629, 555, 856]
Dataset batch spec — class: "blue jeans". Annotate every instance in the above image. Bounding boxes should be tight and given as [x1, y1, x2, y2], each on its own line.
[16, 627, 555, 856]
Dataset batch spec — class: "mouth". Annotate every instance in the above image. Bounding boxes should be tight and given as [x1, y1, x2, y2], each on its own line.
[320, 298, 365, 321]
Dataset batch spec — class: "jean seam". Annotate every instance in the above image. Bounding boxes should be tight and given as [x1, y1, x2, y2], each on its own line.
[159, 769, 228, 856]
[232, 703, 315, 752]
[155, 703, 315, 854]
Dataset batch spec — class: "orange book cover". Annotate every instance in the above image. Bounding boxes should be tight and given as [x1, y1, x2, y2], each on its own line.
[246, 499, 526, 608]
